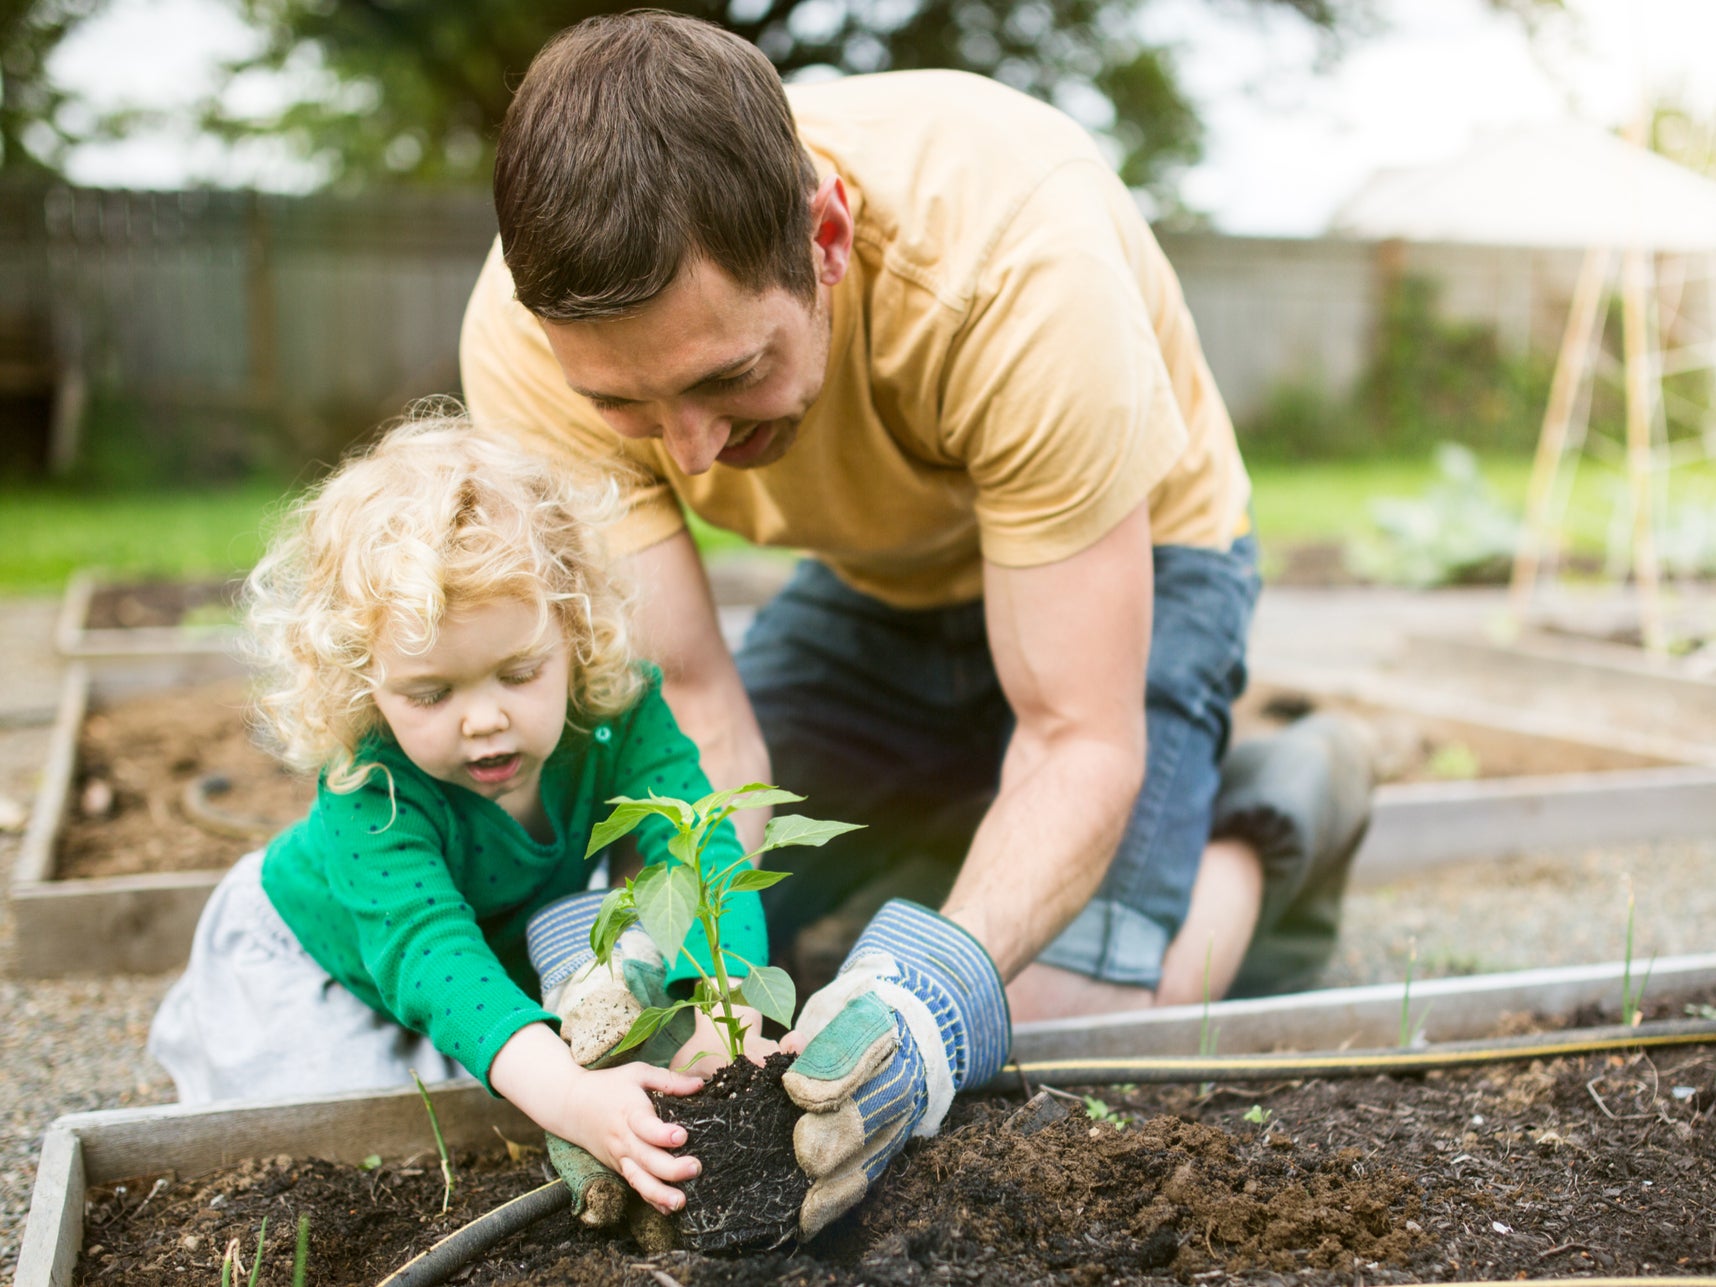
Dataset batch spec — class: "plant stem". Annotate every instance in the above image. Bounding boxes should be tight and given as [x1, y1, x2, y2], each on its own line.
[698, 908, 743, 1062]
[292, 1214, 309, 1287]
[246, 1218, 268, 1287]
[1399, 937, 1418, 1049]
[411, 1070, 455, 1214]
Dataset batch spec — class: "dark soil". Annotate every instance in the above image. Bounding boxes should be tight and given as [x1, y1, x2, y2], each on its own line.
[61, 677, 313, 879]
[74, 990, 1716, 1286]
[652, 1052, 808, 1252]
[83, 578, 241, 632]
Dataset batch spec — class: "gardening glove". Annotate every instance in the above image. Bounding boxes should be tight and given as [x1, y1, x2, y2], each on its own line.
[545, 1134, 627, 1227]
[782, 899, 1011, 1239]
[525, 891, 694, 1069]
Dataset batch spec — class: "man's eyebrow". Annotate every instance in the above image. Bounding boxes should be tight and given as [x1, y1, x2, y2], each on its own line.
[571, 349, 764, 404]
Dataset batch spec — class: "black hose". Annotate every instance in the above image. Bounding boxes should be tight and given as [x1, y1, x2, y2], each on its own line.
[1003, 1016, 1716, 1086]
[373, 1016, 1716, 1287]
[373, 1179, 568, 1287]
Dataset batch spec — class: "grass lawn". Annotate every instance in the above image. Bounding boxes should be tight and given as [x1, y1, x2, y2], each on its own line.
[6, 449, 1709, 595]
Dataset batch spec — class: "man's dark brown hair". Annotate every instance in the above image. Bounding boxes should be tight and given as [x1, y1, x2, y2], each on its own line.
[495, 10, 819, 321]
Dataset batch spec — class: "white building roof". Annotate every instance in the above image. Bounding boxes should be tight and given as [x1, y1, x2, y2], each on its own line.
[1329, 121, 1716, 252]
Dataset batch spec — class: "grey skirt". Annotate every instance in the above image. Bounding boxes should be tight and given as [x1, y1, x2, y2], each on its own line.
[148, 851, 471, 1104]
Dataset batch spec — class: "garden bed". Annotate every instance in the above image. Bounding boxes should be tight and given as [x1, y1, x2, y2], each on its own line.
[11, 664, 310, 976]
[23, 972, 1716, 1286]
[21, 661, 1716, 974]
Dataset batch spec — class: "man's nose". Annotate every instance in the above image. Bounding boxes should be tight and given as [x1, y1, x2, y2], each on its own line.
[660, 402, 731, 475]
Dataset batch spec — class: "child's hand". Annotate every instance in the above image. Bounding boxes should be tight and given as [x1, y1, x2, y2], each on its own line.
[557, 1061, 706, 1214]
[670, 1003, 779, 1076]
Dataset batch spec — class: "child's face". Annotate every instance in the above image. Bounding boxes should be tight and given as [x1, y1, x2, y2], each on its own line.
[371, 598, 571, 830]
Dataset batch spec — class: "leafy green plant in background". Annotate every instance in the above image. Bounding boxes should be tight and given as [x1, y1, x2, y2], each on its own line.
[1344, 443, 1522, 588]
[587, 785, 862, 1066]
[1240, 274, 1557, 465]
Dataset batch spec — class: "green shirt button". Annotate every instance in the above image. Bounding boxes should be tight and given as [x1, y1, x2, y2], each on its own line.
[594, 726, 612, 743]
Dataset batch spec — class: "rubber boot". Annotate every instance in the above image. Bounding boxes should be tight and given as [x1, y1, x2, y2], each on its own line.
[1216, 712, 1376, 999]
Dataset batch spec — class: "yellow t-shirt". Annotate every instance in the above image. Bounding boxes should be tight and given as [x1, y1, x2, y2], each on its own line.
[461, 70, 1249, 609]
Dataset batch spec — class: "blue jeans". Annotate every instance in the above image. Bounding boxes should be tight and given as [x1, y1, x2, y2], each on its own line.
[735, 536, 1260, 989]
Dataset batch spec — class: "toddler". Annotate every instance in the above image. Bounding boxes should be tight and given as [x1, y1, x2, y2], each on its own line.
[148, 413, 768, 1213]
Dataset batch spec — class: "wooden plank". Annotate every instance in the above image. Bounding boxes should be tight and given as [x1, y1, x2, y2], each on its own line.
[59, 1082, 534, 1185]
[1353, 765, 1716, 885]
[1402, 631, 1716, 730]
[1010, 952, 1716, 1065]
[14, 664, 84, 885]
[16, 1127, 83, 1287]
[11, 871, 224, 977]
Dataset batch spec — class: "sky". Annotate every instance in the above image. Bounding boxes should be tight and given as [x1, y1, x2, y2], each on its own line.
[42, 0, 1716, 236]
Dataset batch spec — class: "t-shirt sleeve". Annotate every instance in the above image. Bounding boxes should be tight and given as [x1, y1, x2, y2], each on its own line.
[459, 237, 687, 557]
[606, 675, 770, 991]
[310, 764, 558, 1093]
[938, 160, 1191, 568]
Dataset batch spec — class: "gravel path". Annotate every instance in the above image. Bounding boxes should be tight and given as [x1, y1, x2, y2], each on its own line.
[3, 588, 1714, 1278]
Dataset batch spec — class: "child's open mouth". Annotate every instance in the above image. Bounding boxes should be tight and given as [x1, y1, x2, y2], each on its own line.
[467, 753, 521, 784]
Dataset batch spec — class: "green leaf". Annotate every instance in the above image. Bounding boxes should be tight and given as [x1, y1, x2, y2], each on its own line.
[735, 964, 797, 1028]
[666, 827, 699, 867]
[590, 887, 635, 963]
[612, 1002, 693, 1056]
[725, 867, 792, 894]
[728, 786, 806, 812]
[757, 814, 867, 853]
[585, 799, 687, 859]
[635, 862, 699, 965]
[361, 1154, 381, 1170]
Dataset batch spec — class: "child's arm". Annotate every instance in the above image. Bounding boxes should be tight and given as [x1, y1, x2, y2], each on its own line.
[489, 1021, 704, 1214]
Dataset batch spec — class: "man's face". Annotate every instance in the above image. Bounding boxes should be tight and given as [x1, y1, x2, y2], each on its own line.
[539, 257, 833, 476]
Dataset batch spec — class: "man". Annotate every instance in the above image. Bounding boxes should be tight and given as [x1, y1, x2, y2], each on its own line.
[462, 11, 1371, 1235]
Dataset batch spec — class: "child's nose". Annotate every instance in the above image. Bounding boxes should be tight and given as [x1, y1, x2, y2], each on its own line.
[462, 695, 510, 737]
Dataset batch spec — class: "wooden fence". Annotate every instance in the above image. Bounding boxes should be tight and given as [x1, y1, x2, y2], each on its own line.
[0, 181, 1661, 474]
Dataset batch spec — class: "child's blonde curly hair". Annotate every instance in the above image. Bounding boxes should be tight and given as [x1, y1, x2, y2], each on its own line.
[246, 407, 642, 791]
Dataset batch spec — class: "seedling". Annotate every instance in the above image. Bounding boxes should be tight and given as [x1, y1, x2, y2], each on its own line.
[410, 1070, 455, 1213]
[292, 1214, 310, 1287]
[1197, 937, 1219, 1097]
[1620, 877, 1655, 1027]
[1242, 1104, 1273, 1127]
[587, 784, 863, 1065]
[1398, 937, 1429, 1048]
[219, 1217, 267, 1287]
[1081, 1094, 1128, 1129]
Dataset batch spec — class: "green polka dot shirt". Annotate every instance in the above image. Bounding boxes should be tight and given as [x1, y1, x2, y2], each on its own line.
[260, 666, 767, 1092]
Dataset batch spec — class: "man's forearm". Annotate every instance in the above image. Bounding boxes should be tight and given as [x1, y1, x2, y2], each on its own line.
[939, 728, 1144, 981]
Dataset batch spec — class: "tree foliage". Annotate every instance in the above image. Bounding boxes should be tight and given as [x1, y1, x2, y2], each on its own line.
[0, 0, 102, 173]
[210, 0, 1356, 198]
[3, 0, 1563, 201]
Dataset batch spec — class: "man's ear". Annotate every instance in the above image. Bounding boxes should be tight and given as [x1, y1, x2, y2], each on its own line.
[809, 175, 853, 286]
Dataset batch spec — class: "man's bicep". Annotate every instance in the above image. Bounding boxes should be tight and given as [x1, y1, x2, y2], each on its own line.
[983, 500, 1153, 753]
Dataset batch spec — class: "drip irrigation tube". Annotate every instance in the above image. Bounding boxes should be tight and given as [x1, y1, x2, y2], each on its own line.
[372, 1016, 1716, 1287]
[1001, 1016, 1716, 1087]
[374, 1179, 568, 1287]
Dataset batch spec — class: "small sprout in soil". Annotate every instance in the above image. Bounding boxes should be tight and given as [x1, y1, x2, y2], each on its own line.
[1197, 936, 1219, 1096]
[410, 1069, 456, 1213]
[219, 1217, 267, 1287]
[292, 1214, 309, 1287]
[1425, 741, 1480, 780]
[1243, 1104, 1274, 1126]
[1620, 877, 1655, 1028]
[1081, 1094, 1128, 1129]
[1685, 1002, 1716, 1022]
[1399, 937, 1430, 1048]
[586, 784, 863, 1065]
[361, 1154, 382, 1171]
